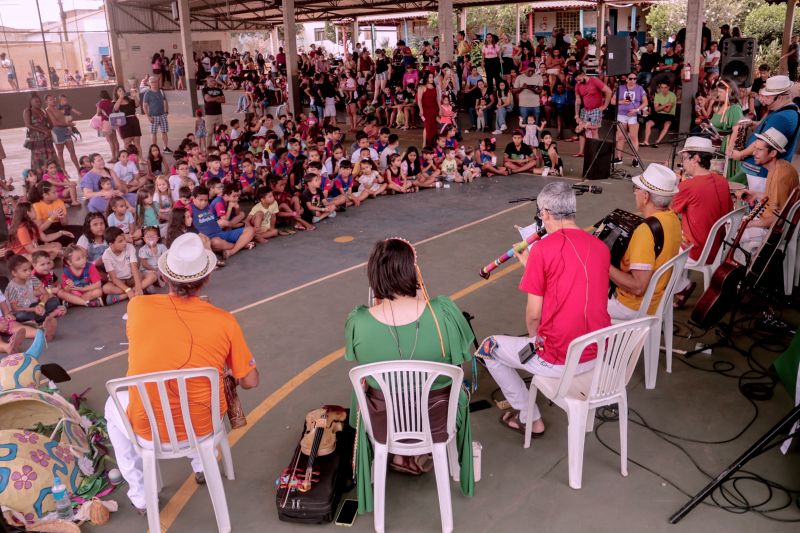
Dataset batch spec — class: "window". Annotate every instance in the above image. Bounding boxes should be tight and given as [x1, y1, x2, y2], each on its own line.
[556, 12, 580, 35]
[314, 28, 326, 42]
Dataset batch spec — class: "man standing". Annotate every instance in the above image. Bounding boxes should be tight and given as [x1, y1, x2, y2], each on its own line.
[573, 31, 589, 62]
[44, 94, 81, 174]
[503, 130, 537, 174]
[105, 233, 259, 511]
[738, 128, 799, 259]
[730, 76, 799, 191]
[608, 164, 682, 319]
[481, 182, 611, 435]
[203, 77, 225, 147]
[142, 75, 171, 153]
[0, 52, 17, 91]
[671, 137, 733, 306]
[513, 64, 544, 125]
[786, 35, 799, 82]
[574, 69, 612, 157]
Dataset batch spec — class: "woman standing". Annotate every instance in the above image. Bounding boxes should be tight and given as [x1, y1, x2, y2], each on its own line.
[342, 70, 359, 133]
[417, 71, 439, 148]
[174, 53, 185, 90]
[499, 34, 515, 84]
[372, 49, 391, 105]
[96, 90, 119, 160]
[345, 238, 475, 514]
[475, 79, 496, 133]
[22, 94, 56, 172]
[611, 72, 647, 166]
[709, 78, 744, 180]
[482, 33, 502, 93]
[113, 86, 142, 161]
[493, 79, 514, 134]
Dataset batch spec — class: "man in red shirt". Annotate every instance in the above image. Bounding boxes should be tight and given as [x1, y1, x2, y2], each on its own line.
[574, 70, 612, 157]
[671, 137, 733, 306]
[480, 181, 611, 436]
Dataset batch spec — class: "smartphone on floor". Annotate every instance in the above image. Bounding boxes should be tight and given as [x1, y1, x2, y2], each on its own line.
[335, 499, 358, 527]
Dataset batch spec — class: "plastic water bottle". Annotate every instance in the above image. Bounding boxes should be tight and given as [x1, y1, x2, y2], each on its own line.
[52, 476, 72, 520]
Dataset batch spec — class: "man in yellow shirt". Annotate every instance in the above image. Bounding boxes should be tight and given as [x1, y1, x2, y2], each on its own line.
[609, 163, 682, 319]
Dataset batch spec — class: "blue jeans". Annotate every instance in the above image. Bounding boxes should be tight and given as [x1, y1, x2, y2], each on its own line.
[519, 106, 540, 125]
[468, 106, 477, 129]
[495, 104, 514, 130]
[637, 71, 653, 88]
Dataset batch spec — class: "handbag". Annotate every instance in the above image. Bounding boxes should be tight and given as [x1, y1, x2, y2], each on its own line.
[108, 112, 127, 128]
[89, 114, 103, 131]
[23, 130, 32, 150]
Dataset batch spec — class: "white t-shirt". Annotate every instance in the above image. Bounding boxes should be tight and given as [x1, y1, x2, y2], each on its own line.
[168, 173, 199, 201]
[113, 161, 139, 184]
[108, 211, 135, 234]
[230, 128, 241, 140]
[704, 50, 720, 67]
[102, 244, 137, 280]
[514, 74, 543, 108]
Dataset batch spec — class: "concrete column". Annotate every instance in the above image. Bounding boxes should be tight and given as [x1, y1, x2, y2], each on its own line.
[334, 25, 339, 54]
[352, 19, 358, 54]
[579, 10, 584, 36]
[597, 1, 606, 46]
[438, 0, 454, 66]
[104, 0, 125, 85]
[404, 20, 410, 43]
[780, 1, 797, 74]
[630, 6, 636, 36]
[271, 27, 279, 56]
[371, 24, 376, 54]
[515, 5, 520, 43]
[528, 13, 533, 38]
[460, 9, 467, 34]
[176, 0, 198, 114]
[282, 0, 301, 115]
[679, 0, 704, 133]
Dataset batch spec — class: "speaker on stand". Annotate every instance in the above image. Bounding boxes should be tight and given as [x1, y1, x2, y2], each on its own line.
[605, 35, 632, 77]
[720, 37, 757, 88]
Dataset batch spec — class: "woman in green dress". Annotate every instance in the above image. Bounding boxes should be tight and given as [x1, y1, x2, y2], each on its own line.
[708, 78, 744, 180]
[345, 238, 475, 515]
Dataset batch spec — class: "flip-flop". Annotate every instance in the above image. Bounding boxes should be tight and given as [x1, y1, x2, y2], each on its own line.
[499, 410, 545, 438]
[388, 455, 424, 476]
[413, 454, 434, 474]
[673, 281, 696, 309]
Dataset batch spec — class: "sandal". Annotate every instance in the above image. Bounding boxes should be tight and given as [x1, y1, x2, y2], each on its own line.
[499, 410, 545, 438]
[673, 281, 696, 309]
[245, 242, 257, 250]
[388, 454, 424, 476]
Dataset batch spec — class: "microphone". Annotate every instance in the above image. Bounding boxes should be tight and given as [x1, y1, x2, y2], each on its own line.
[573, 183, 603, 194]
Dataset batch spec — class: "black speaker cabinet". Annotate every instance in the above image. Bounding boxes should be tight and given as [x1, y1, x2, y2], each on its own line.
[583, 138, 615, 180]
[605, 35, 632, 77]
[720, 37, 757, 88]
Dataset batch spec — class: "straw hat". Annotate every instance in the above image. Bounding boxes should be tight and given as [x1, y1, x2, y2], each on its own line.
[632, 163, 679, 197]
[759, 75, 793, 96]
[754, 127, 789, 153]
[157, 233, 217, 283]
[679, 136, 715, 154]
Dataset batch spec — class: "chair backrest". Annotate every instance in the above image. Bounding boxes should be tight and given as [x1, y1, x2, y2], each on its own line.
[106, 368, 221, 457]
[637, 247, 692, 317]
[349, 361, 463, 453]
[554, 316, 658, 402]
[702, 207, 747, 268]
[779, 200, 800, 249]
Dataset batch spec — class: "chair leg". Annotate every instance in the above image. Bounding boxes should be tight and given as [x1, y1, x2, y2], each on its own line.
[585, 409, 596, 432]
[663, 308, 673, 374]
[218, 436, 235, 481]
[155, 460, 163, 493]
[524, 383, 539, 449]
[702, 268, 711, 293]
[198, 441, 231, 533]
[644, 322, 661, 390]
[431, 444, 454, 533]
[446, 438, 459, 482]
[566, 407, 588, 490]
[373, 445, 389, 533]
[619, 396, 629, 477]
[142, 451, 161, 533]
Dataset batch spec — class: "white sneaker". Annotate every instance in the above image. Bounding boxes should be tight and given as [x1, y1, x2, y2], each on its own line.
[464, 129, 470, 134]
[500, 124, 507, 131]
[492, 129, 503, 135]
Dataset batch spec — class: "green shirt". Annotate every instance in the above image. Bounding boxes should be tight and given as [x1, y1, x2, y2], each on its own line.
[654, 91, 677, 116]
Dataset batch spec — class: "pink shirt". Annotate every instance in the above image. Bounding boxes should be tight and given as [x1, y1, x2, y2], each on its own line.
[402, 70, 419, 89]
[519, 228, 611, 365]
[483, 44, 499, 59]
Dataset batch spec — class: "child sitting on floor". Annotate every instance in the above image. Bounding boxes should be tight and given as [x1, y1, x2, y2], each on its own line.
[440, 148, 461, 182]
[60, 245, 104, 307]
[247, 186, 280, 242]
[76, 212, 108, 267]
[300, 173, 336, 225]
[4, 254, 62, 341]
[479, 138, 510, 176]
[42, 161, 78, 206]
[462, 147, 482, 181]
[356, 159, 386, 198]
[102, 226, 157, 305]
[137, 226, 167, 287]
[107, 196, 138, 243]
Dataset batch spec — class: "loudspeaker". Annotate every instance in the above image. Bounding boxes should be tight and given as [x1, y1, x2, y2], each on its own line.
[605, 35, 632, 77]
[582, 138, 614, 180]
[720, 37, 757, 88]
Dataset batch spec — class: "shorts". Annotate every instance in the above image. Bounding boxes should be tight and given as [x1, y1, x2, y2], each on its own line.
[176, 67, 185, 77]
[546, 68, 561, 75]
[617, 114, 639, 125]
[375, 71, 387, 81]
[704, 66, 719, 74]
[150, 114, 169, 134]
[214, 227, 244, 244]
[647, 112, 675, 128]
[52, 126, 71, 145]
[580, 107, 603, 126]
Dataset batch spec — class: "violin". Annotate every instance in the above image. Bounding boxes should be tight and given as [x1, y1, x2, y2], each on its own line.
[299, 405, 346, 492]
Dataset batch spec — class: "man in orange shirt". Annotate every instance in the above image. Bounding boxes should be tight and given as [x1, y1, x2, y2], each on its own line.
[104, 233, 259, 512]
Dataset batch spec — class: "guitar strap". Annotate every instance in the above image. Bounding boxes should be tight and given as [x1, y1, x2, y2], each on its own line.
[643, 216, 665, 258]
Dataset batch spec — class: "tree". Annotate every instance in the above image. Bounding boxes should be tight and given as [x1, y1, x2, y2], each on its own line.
[428, 6, 533, 40]
[646, 0, 753, 41]
[744, 3, 800, 46]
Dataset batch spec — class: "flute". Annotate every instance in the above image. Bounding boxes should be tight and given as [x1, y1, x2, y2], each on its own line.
[479, 228, 546, 279]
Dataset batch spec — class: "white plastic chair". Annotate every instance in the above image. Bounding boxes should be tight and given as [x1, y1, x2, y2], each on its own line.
[349, 361, 462, 533]
[106, 368, 234, 533]
[780, 200, 800, 295]
[612, 247, 691, 389]
[685, 207, 746, 291]
[524, 316, 658, 489]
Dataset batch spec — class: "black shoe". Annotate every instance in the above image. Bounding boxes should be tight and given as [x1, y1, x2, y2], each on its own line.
[163, 147, 173, 154]
[611, 158, 623, 165]
[194, 472, 205, 485]
[632, 159, 640, 167]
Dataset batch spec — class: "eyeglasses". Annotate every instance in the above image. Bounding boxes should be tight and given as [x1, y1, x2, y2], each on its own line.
[627, 77, 637, 80]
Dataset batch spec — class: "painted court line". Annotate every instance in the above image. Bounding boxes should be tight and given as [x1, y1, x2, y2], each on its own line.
[154, 260, 523, 532]
[68, 202, 529, 376]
